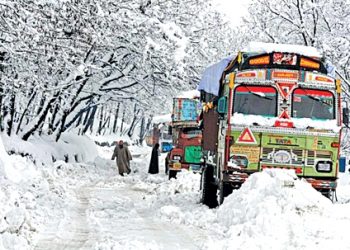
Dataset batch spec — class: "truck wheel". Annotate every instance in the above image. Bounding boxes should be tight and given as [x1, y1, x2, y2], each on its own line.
[219, 182, 233, 205]
[168, 170, 177, 180]
[201, 164, 218, 208]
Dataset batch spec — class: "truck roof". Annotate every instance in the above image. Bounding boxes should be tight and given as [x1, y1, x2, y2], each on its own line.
[152, 114, 172, 124]
[176, 90, 200, 99]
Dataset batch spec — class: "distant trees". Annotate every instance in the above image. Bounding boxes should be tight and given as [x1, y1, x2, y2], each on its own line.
[0, 0, 234, 141]
[240, 0, 350, 153]
[241, 0, 350, 79]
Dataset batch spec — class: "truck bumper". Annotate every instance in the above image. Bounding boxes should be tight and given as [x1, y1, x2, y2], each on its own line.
[169, 163, 203, 172]
[305, 178, 337, 191]
[222, 171, 249, 186]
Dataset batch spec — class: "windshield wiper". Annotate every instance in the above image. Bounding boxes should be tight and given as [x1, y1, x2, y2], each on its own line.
[299, 88, 332, 106]
[243, 85, 272, 100]
[305, 94, 331, 106]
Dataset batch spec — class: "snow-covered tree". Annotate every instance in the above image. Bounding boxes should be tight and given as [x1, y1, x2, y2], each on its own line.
[241, 0, 349, 78]
[0, 0, 235, 141]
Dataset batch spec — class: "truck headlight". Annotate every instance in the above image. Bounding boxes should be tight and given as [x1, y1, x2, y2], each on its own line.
[173, 155, 181, 161]
[316, 161, 332, 172]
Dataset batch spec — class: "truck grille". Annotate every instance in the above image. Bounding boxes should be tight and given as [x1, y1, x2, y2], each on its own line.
[261, 148, 333, 166]
[306, 150, 332, 166]
[261, 148, 303, 165]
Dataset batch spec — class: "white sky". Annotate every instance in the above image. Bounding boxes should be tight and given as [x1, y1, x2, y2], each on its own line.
[212, 0, 250, 27]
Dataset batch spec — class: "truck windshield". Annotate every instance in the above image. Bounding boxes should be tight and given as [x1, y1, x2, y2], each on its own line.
[292, 88, 334, 120]
[233, 85, 277, 116]
[181, 127, 201, 138]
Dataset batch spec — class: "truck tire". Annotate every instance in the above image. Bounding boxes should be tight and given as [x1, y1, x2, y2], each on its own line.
[219, 182, 233, 205]
[201, 164, 218, 208]
[168, 170, 177, 180]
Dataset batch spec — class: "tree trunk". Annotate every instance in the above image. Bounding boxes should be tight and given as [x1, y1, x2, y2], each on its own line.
[106, 108, 111, 133]
[82, 105, 97, 134]
[0, 84, 3, 132]
[36, 83, 48, 116]
[22, 96, 57, 141]
[83, 106, 91, 126]
[127, 103, 141, 138]
[98, 105, 104, 135]
[138, 116, 145, 144]
[113, 102, 120, 134]
[55, 110, 69, 141]
[49, 100, 61, 133]
[6, 90, 16, 136]
[16, 91, 37, 134]
[120, 107, 125, 134]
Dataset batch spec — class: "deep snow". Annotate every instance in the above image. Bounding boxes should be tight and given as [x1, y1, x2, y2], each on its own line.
[1, 134, 350, 249]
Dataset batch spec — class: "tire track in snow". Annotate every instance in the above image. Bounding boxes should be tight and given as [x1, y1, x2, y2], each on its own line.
[34, 187, 92, 250]
[89, 183, 207, 249]
[34, 179, 207, 249]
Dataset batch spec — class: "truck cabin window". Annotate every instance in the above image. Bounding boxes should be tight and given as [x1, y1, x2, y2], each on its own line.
[292, 89, 334, 120]
[233, 85, 277, 117]
[181, 127, 201, 138]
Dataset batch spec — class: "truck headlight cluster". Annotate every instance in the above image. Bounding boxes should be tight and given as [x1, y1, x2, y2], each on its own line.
[173, 155, 182, 161]
[316, 161, 332, 173]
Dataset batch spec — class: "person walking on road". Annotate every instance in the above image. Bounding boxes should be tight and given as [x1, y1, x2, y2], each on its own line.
[111, 140, 132, 176]
[148, 143, 160, 174]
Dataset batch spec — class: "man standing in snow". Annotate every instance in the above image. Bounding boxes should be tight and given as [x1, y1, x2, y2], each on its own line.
[111, 140, 132, 176]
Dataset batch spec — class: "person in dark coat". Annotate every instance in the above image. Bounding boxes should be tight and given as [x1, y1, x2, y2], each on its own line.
[148, 143, 160, 174]
[111, 140, 132, 176]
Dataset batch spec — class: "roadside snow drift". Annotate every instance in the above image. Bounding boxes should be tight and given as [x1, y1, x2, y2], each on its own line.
[215, 169, 346, 250]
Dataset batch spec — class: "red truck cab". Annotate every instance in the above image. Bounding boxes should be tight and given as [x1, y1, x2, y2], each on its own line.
[166, 96, 202, 178]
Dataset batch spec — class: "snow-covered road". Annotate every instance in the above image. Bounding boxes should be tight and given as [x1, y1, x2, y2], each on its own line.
[33, 146, 209, 250]
[34, 179, 207, 250]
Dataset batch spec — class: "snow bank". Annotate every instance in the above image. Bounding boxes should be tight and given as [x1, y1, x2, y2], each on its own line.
[217, 169, 332, 249]
[0, 132, 103, 250]
[2, 132, 98, 165]
[245, 42, 322, 58]
[0, 135, 8, 178]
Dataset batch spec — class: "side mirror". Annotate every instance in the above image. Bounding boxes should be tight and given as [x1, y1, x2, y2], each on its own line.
[217, 96, 227, 114]
[339, 157, 346, 173]
[343, 108, 349, 126]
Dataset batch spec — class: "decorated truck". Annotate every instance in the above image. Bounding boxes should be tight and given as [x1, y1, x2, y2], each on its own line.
[145, 114, 173, 152]
[198, 42, 349, 207]
[166, 93, 202, 178]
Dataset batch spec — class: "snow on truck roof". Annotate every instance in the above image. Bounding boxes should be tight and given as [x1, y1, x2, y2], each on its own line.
[176, 90, 200, 99]
[245, 42, 322, 58]
[152, 113, 172, 124]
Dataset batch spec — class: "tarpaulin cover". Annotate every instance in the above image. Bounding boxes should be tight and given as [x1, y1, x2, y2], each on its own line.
[198, 56, 233, 96]
[184, 146, 202, 163]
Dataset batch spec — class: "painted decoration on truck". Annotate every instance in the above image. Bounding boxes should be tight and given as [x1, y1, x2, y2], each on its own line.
[173, 99, 200, 122]
[236, 128, 257, 144]
[273, 53, 297, 65]
[230, 145, 260, 164]
[184, 146, 202, 163]
[278, 109, 291, 119]
[276, 82, 297, 100]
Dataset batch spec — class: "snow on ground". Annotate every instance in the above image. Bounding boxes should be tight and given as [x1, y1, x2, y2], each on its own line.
[2, 133, 350, 249]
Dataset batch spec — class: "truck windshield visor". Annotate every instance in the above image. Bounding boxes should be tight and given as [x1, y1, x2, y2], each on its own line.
[292, 88, 334, 120]
[233, 85, 277, 117]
